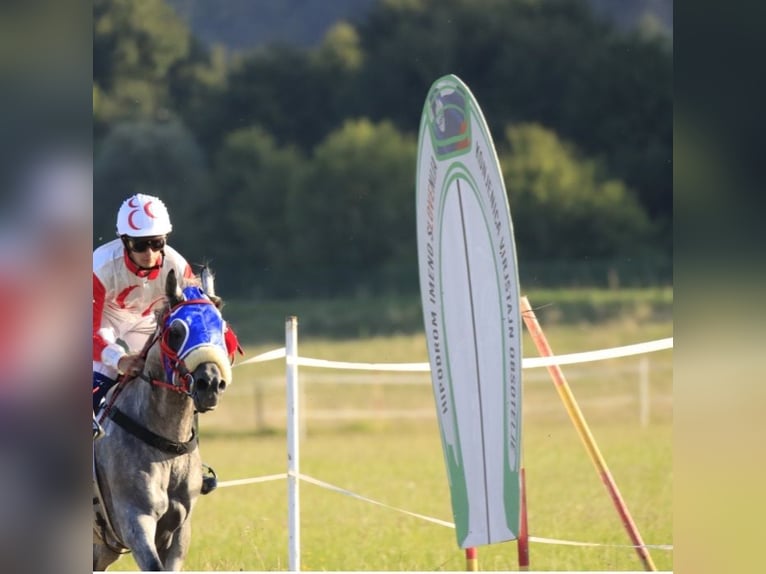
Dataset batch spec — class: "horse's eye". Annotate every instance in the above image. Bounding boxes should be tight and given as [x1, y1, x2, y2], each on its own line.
[167, 320, 188, 351]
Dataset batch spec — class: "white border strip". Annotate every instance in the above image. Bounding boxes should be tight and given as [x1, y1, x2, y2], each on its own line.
[235, 337, 673, 371]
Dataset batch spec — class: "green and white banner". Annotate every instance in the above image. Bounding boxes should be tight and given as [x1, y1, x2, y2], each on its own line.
[416, 74, 523, 549]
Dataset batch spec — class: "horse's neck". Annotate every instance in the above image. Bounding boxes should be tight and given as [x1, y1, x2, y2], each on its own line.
[116, 378, 196, 442]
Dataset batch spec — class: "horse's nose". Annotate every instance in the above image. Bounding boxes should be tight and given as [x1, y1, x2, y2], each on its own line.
[194, 371, 226, 394]
[193, 363, 227, 393]
[198, 378, 226, 392]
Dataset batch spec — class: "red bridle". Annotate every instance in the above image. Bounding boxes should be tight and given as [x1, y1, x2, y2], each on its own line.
[153, 297, 217, 395]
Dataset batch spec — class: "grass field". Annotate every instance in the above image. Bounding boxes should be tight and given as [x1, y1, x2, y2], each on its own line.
[108, 314, 673, 572]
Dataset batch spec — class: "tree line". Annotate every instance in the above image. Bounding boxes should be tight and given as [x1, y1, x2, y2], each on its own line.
[93, 0, 672, 298]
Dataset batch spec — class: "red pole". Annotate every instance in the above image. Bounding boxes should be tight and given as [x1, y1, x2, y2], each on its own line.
[465, 547, 478, 571]
[520, 296, 657, 572]
[517, 466, 530, 571]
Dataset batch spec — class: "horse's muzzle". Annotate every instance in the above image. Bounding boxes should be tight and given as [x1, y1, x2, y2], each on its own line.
[190, 362, 227, 413]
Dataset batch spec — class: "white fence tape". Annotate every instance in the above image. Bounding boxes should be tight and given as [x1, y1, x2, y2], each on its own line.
[529, 536, 672, 551]
[297, 473, 456, 529]
[217, 473, 287, 489]
[236, 337, 673, 371]
[238, 347, 288, 365]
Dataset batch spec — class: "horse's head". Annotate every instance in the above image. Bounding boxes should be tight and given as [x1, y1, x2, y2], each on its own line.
[158, 269, 232, 413]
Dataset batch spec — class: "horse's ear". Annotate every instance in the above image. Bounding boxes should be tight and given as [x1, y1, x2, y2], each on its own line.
[209, 294, 224, 310]
[166, 269, 183, 306]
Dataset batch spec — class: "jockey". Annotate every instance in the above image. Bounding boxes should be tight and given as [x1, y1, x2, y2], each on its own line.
[93, 193, 238, 495]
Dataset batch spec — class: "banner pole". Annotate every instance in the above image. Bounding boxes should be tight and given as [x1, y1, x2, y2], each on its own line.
[465, 547, 478, 571]
[519, 297, 657, 572]
[517, 465, 529, 571]
[286, 316, 300, 572]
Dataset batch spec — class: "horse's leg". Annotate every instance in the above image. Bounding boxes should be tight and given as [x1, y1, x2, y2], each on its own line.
[93, 542, 121, 571]
[161, 517, 192, 572]
[121, 513, 164, 571]
[156, 499, 189, 570]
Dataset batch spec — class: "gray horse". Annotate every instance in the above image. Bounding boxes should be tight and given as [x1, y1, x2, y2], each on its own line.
[93, 270, 232, 571]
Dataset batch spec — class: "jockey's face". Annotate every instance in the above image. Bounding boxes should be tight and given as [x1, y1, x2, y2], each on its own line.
[125, 235, 165, 268]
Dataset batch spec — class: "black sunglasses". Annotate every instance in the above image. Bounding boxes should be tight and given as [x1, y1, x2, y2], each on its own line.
[127, 237, 166, 253]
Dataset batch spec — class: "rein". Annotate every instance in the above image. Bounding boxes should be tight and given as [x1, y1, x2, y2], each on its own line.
[108, 407, 197, 455]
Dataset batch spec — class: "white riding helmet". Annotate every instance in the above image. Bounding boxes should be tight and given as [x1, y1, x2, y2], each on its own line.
[116, 193, 173, 237]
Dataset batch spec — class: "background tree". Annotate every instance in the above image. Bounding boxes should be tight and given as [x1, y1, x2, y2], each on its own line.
[93, 0, 192, 138]
[212, 126, 305, 296]
[356, 0, 671, 246]
[500, 123, 656, 285]
[92, 0, 673, 295]
[287, 119, 418, 296]
[210, 44, 346, 154]
[166, 38, 229, 157]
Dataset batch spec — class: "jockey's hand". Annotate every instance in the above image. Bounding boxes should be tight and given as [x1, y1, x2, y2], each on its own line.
[118, 353, 144, 378]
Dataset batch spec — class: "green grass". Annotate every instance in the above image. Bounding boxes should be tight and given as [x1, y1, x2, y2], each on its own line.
[108, 312, 673, 571]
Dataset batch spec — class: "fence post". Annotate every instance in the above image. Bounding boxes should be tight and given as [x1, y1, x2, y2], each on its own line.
[286, 316, 300, 572]
[639, 356, 650, 428]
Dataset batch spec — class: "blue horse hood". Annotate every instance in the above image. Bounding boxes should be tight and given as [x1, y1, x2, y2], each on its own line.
[163, 286, 232, 386]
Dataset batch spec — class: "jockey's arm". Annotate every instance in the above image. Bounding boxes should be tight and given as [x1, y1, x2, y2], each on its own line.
[93, 273, 147, 377]
[93, 274, 125, 369]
